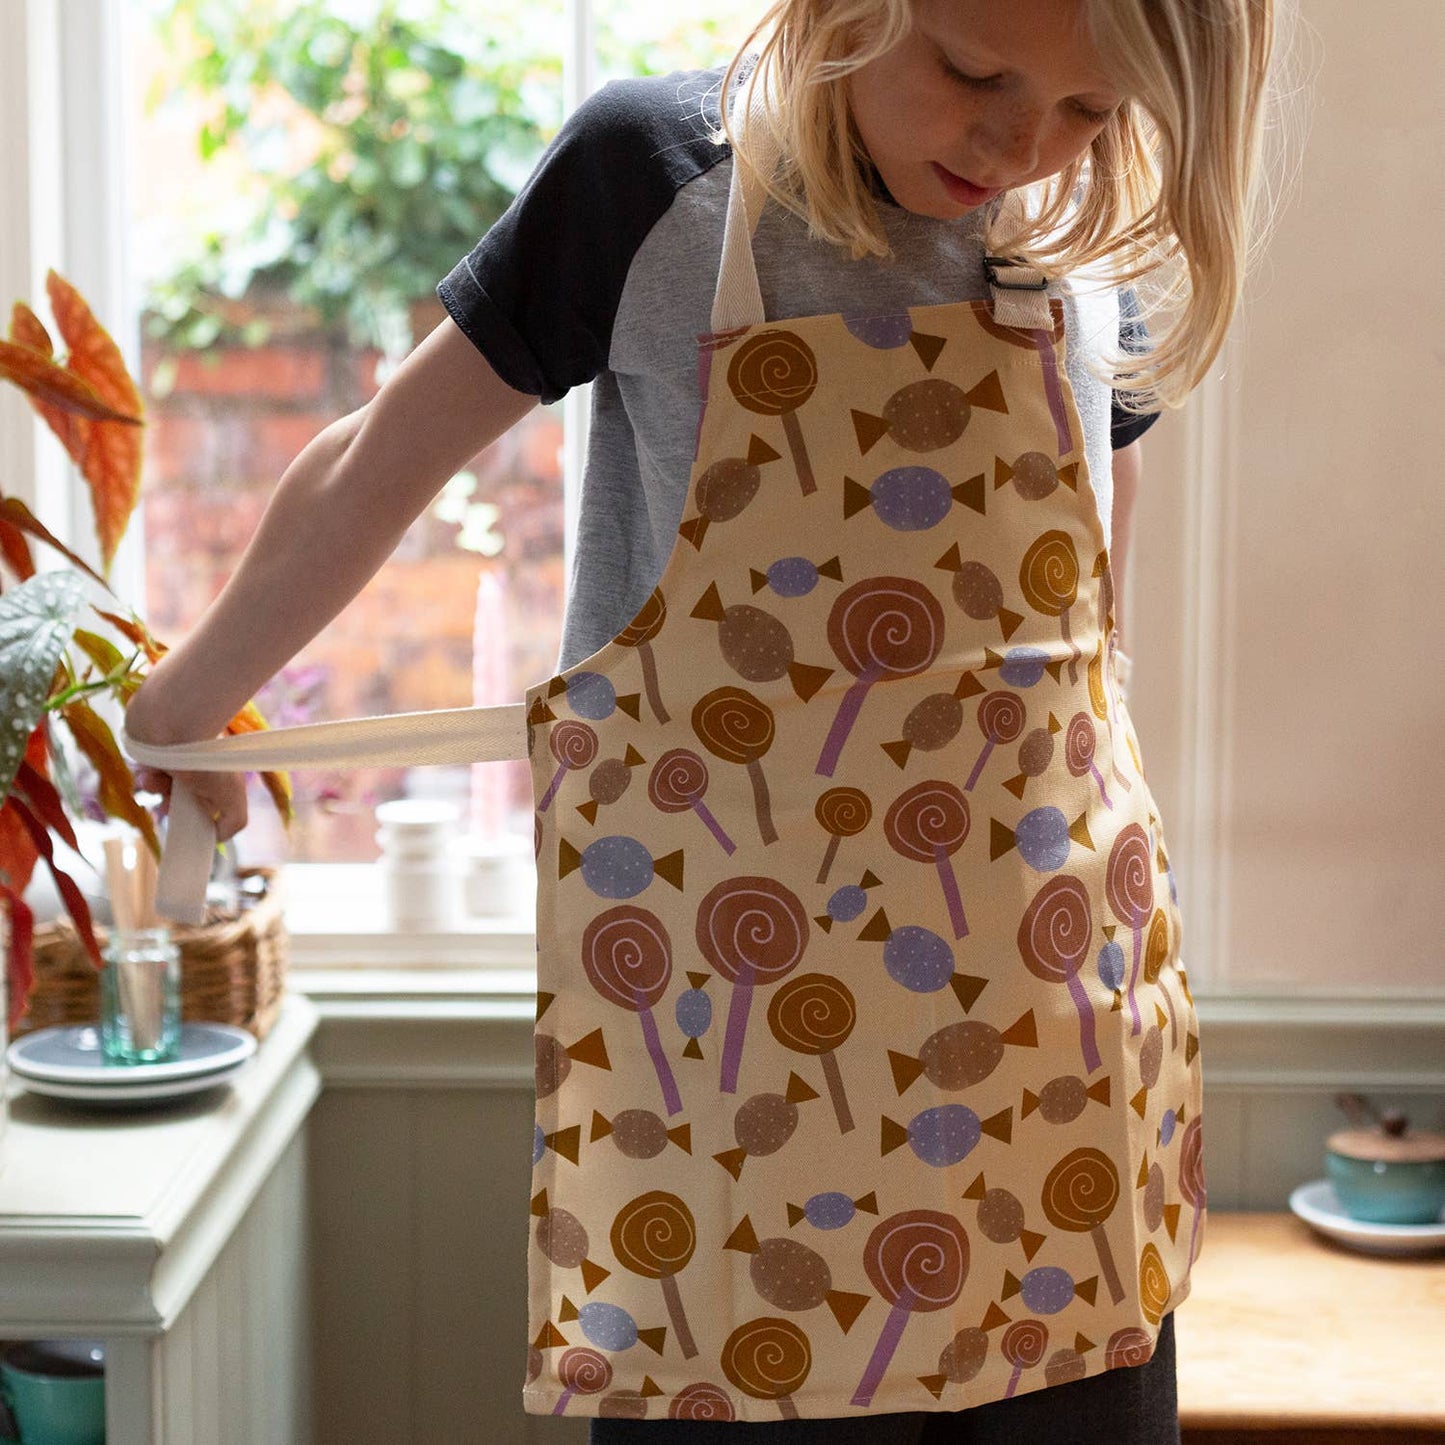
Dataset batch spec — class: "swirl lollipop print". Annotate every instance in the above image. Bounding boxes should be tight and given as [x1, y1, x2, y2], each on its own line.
[818, 577, 945, 777]
[884, 780, 972, 938]
[768, 971, 858, 1133]
[1138, 1241, 1172, 1325]
[668, 1383, 736, 1421]
[814, 786, 872, 884]
[728, 329, 819, 495]
[1105, 823, 1154, 1035]
[851, 1210, 969, 1407]
[1179, 1114, 1207, 1267]
[617, 588, 672, 723]
[1020, 529, 1082, 683]
[1041, 1147, 1125, 1304]
[999, 1318, 1049, 1399]
[693, 686, 779, 845]
[611, 1191, 700, 1358]
[965, 690, 1026, 790]
[582, 905, 683, 1115]
[538, 720, 598, 812]
[551, 1346, 611, 1415]
[648, 747, 736, 855]
[1018, 874, 1100, 1074]
[721, 1317, 813, 1418]
[1066, 710, 1113, 808]
[1144, 907, 1178, 1047]
[696, 876, 810, 1094]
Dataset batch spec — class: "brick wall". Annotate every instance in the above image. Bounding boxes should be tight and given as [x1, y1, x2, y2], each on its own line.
[138, 292, 564, 862]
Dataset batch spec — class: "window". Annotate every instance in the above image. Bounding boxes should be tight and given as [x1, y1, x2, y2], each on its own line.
[106, 0, 756, 884]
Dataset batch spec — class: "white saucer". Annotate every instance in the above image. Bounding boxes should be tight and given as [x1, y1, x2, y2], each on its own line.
[1288, 1178, 1445, 1257]
[14, 1057, 253, 1106]
[7, 1022, 256, 1086]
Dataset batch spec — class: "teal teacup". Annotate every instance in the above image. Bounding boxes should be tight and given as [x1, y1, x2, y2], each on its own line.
[0, 1340, 105, 1445]
[1325, 1127, 1445, 1225]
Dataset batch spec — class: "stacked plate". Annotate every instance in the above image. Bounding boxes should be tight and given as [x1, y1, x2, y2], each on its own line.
[6, 1022, 257, 1106]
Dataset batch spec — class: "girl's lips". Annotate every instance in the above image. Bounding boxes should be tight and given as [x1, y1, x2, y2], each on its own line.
[931, 163, 1001, 207]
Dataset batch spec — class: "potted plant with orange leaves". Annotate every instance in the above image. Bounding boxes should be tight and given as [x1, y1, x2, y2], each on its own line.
[0, 270, 294, 1132]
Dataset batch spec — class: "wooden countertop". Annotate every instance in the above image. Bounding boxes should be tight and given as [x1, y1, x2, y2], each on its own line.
[1175, 1211, 1445, 1431]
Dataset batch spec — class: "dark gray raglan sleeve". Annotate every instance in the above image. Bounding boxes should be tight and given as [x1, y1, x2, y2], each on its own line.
[1110, 286, 1161, 449]
[437, 71, 726, 405]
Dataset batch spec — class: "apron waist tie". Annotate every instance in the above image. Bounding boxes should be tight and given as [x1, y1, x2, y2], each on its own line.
[120, 702, 527, 924]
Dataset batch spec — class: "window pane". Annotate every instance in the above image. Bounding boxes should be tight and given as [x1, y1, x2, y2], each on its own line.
[593, 0, 759, 81]
[123, 0, 565, 865]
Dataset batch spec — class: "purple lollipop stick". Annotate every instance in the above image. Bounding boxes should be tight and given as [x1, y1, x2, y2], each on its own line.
[720, 959, 755, 1094]
[817, 663, 882, 777]
[690, 796, 736, 854]
[851, 1285, 916, 1408]
[635, 992, 683, 1115]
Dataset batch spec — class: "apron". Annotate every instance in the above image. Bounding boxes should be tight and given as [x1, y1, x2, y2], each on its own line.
[122, 93, 1205, 1426]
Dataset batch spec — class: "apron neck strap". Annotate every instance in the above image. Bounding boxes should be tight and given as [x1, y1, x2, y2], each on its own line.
[709, 75, 1056, 335]
[982, 254, 1055, 329]
[710, 79, 778, 334]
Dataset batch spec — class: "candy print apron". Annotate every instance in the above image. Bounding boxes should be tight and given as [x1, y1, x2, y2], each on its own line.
[121, 100, 1206, 1427]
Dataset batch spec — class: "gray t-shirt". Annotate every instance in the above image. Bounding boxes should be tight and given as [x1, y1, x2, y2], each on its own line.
[439, 67, 1157, 671]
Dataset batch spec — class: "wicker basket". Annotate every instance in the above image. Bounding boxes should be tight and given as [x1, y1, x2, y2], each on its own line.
[13, 865, 288, 1042]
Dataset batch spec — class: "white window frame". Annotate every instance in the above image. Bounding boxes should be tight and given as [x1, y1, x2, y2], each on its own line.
[2, 0, 611, 968]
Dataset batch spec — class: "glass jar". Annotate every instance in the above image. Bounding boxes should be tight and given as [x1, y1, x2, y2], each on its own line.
[99, 926, 181, 1064]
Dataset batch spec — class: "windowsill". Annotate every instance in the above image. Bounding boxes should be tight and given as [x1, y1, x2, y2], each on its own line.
[280, 865, 1445, 1090]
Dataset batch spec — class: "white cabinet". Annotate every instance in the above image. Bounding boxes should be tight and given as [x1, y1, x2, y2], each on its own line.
[0, 996, 319, 1444]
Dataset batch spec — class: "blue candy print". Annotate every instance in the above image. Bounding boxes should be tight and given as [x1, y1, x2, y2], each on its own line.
[805, 1192, 858, 1230]
[1015, 806, 1071, 871]
[1097, 937, 1126, 992]
[675, 986, 713, 1039]
[883, 925, 955, 993]
[579, 1300, 639, 1351]
[1020, 1265, 1076, 1314]
[828, 885, 868, 923]
[768, 557, 820, 597]
[908, 1104, 982, 1167]
[998, 646, 1051, 688]
[843, 311, 913, 349]
[871, 467, 954, 532]
[580, 836, 655, 898]
[567, 671, 617, 720]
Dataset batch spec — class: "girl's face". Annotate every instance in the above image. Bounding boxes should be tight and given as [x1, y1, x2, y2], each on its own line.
[847, 0, 1124, 218]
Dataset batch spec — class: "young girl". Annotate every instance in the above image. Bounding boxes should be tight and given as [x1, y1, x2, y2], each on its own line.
[125, 0, 1279, 1438]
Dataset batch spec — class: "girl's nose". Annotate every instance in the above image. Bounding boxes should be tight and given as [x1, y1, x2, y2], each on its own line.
[973, 109, 1042, 181]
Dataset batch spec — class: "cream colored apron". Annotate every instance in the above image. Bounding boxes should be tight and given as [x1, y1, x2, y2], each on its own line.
[123, 100, 1204, 1426]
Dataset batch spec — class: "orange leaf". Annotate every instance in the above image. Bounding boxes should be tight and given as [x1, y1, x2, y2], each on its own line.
[0, 726, 49, 899]
[14, 758, 81, 856]
[0, 515, 36, 581]
[59, 698, 162, 853]
[0, 339, 140, 424]
[8, 793, 102, 971]
[0, 496, 111, 592]
[94, 607, 169, 667]
[9, 301, 54, 357]
[45, 271, 146, 571]
[221, 699, 296, 825]
[2, 880, 36, 1031]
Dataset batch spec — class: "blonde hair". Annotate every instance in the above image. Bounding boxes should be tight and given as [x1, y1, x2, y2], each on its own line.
[715, 0, 1299, 415]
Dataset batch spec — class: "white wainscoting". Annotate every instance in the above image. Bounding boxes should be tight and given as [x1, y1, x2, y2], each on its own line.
[299, 984, 1445, 1444]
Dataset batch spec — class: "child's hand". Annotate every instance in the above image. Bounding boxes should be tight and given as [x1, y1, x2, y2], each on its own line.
[134, 764, 250, 844]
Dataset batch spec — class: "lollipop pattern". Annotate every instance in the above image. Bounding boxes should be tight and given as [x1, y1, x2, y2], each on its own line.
[521, 293, 1204, 1420]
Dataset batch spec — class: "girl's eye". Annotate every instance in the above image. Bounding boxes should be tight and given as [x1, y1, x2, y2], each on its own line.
[1073, 101, 1118, 126]
[942, 59, 1002, 89]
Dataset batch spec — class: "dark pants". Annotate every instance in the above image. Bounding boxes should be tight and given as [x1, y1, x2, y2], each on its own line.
[590, 1310, 1178, 1445]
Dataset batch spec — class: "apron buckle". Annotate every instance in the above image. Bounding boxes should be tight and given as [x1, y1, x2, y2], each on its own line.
[983, 255, 1049, 291]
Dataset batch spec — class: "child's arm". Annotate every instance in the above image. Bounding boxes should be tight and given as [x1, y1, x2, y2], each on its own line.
[126, 315, 538, 746]
[1110, 439, 1142, 652]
